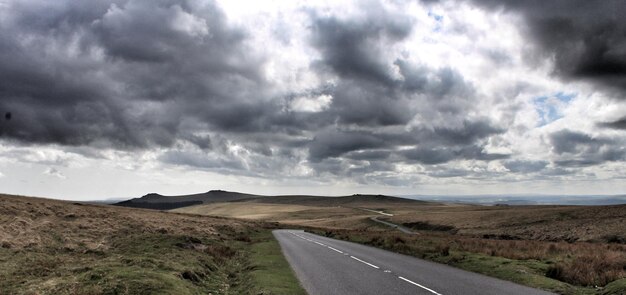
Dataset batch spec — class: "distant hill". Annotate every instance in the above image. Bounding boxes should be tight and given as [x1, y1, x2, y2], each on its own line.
[401, 194, 626, 206]
[114, 190, 262, 210]
[115, 191, 425, 210]
[242, 194, 429, 206]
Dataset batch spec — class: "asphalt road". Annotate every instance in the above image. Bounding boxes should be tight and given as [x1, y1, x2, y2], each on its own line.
[369, 216, 415, 234]
[274, 230, 554, 295]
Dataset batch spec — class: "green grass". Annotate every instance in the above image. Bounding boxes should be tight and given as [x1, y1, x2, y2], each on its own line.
[248, 231, 306, 295]
[436, 252, 594, 295]
[602, 278, 626, 295]
[0, 229, 304, 295]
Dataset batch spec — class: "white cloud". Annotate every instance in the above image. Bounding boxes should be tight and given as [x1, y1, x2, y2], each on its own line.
[0, 0, 624, 199]
[44, 167, 66, 179]
[290, 94, 333, 112]
[170, 5, 209, 37]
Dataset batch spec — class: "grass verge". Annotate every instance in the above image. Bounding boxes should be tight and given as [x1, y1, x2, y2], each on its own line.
[0, 225, 303, 294]
[248, 231, 306, 295]
[308, 227, 626, 295]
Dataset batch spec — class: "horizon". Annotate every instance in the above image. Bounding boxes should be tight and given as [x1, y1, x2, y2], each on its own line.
[8, 189, 625, 205]
[0, 0, 625, 201]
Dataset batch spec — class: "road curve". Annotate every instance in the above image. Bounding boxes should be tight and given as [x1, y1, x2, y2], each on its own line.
[369, 216, 415, 234]
[273, 230, 554, 295]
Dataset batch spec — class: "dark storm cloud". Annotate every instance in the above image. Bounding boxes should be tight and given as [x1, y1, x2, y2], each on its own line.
[468, 0, 626, 96]
[6, 0, 602, 184]
[309, 3, 413, 85]
[308, 130, 388, 162]
[344, 150, 391, 161]
[302, 5, 503, 170]
[0, 0, 269, 149]
[598, 117, 626, 130]
[549, 129, 625, 167]
[159, 150, 245, 171]
[0, 0, 509, 178]
[402, 144, 508, 165]
[306, 119, 505, 167]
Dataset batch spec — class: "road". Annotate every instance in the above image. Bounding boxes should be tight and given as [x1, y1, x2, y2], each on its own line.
[369, 216, 415, 234]
[274, 230, 554, 295]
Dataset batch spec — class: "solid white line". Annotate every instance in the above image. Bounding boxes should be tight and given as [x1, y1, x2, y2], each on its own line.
[327, 246, 343, 254]
[398, 276, 442, 295]
[349, 256, 380, 269]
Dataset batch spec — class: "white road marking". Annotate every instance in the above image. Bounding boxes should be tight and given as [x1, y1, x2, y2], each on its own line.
[314, 241, 326, 246]
[398, 276, 442, 295]
[384, 270, 391, 273]
[349, 256, 380, 269]
[327, 246, 343, 254]
[360, 208, 394, 216]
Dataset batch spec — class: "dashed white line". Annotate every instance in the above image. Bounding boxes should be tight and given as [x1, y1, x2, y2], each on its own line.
[398, 276, 442, 295]
[349, 256, 380, 269]
[288, 232, 443, 295]
[327, 246, 343, 254]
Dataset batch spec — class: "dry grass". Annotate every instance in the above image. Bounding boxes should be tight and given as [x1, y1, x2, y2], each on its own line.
[177, 197, 626, 292]
[0, 194, 257, 251]
[177, 199, 626, 243]
[175, 201, 386, 230]
[389, 204, 626, 242]
[546, 250, 626, 287]
[0, 194, 304, 294]
[312, 228, 626, 290]
[172, 202, 326, 220]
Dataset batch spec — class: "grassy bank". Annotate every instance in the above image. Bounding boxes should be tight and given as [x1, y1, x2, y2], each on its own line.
[249, 231, 306, 295]
[309, 227, 626, 295]
[0, 194, 304, 294]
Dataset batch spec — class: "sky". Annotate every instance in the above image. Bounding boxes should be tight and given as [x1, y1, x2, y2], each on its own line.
[0, 0, 625, 200]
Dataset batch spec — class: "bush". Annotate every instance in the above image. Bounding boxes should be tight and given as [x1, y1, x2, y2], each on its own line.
[546, 252, 626, 286]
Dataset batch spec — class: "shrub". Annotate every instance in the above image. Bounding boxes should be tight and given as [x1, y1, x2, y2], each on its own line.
[546, 252, 626, 286]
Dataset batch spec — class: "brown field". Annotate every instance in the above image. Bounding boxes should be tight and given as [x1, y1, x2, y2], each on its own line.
[175, 195, 626, 294]
[181, 196, 626, 243]
[173, 201, 382, 229]
[0, 194, 304, 295]
[0, 195, 253, 251]
[387, 204, 626, 242]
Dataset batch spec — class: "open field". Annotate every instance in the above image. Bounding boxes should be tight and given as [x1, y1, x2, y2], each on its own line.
[173, 202, 384, 229]
[179, 195, 626, 242]
[0, 194, 304, 295]
[175, 194, 626, 294]
[386, 204, 626, 242]
[173, 194, 440, 230]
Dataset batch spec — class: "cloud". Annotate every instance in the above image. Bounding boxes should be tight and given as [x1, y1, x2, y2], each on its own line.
[503, 160, 548, 173]
[598, 117, 626, 130]
[0, 0, 267, 149]
[44, 167, 66, 179]
[468, 0, 626, 96]
[0, 0, 624, 196]
[549, 129, 625, 167]
[308, 129, 387, 162]
[309, 4, 413, 85]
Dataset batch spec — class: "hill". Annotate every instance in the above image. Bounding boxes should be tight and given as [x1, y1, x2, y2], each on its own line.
[0, 193, 304, 294]
[116, 191, 426, 211]
[240, 194, 429, 206]
[114, 190, 263, 210]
